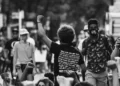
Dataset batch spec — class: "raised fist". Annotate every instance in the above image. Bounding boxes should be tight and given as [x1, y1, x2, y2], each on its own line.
[37, 15, 44, 23]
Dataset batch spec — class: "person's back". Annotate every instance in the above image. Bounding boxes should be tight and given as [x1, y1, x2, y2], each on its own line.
[51, 42, 84, 73]
[37, 16, 86, 86]
[49, 24, 85, 86]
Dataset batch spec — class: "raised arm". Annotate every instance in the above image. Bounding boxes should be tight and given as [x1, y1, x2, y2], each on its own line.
[37, 15, 52, 49]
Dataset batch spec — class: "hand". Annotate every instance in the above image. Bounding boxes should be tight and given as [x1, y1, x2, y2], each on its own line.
[37, 15, 43, 23]
[27, 62, 34, 68]
[107, 60, 117, 70]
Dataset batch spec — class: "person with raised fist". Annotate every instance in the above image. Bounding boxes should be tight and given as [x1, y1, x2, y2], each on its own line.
[37, 15, 86, 86]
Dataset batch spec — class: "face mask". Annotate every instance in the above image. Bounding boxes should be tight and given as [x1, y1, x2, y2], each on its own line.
[89, 28, 98, 36]
[88, 24, 98, 36]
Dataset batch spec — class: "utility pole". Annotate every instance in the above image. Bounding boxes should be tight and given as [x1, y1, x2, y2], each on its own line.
[18, 10, 24, 36]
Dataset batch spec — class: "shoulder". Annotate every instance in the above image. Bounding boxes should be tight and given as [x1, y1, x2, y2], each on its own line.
[27, 42, 34, 48]
[50, 42, 60, 53]
[13, 41, 20, 49]
[27, 37, 35, 46]
[51, 42, 60, 47]
[14, 41, 20, 46]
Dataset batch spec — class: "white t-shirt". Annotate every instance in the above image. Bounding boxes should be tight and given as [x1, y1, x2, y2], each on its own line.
[77, 38, 85, 51]
[27, 37, 35, 46]
[34, 48, 47, 62]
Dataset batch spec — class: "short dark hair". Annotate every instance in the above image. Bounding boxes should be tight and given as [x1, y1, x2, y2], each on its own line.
[57, 24, 75, 44]
[36, 79, 54, 86]
[44, 72, 54, 82]
[88, 19, 99, 28]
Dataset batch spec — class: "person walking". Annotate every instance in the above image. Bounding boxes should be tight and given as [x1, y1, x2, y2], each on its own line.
[82, 19, 112, 86]
[13, 28, 36, 81]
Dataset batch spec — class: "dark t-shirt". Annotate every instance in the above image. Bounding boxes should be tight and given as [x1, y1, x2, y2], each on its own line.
[50, 42, 84, 76]
[5, 38, 19, 60]
[82, 35, 112, 73]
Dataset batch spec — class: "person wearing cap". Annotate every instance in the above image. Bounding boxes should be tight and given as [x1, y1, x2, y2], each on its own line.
[13, 28, 36, 81]
[37, 15, 86, 86]
[27, 32, 35, 46]
[82, 19, 112, 86]
[78, 25, 89, 52]
[77, 25, 90, 81]
[83, 25, 89, 38]
[4, 27, 19, 76]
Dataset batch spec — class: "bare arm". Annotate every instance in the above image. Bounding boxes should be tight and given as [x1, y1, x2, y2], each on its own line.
[37, 22, 52, 49]
[13, 44, 18, 73]
[111, 44, 120, 60]
[32, 45, 37, 72]
[112, 69, 119, 86]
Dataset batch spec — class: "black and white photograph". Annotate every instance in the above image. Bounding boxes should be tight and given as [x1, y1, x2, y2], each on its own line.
[0, 0, 119, 86]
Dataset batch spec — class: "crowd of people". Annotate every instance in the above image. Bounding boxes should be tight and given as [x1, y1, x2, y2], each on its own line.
[0, 15, 119, 86]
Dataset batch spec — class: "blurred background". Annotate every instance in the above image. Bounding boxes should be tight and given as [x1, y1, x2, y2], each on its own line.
[0, 0, 119, 85]
[0, 0, 119, 41]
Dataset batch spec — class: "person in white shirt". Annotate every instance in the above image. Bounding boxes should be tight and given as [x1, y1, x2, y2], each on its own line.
[27, 36, 35, 46]
[13, 28, 36, 81]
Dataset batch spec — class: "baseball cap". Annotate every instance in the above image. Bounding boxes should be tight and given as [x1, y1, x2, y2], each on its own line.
[83, 25, 88, 31]
[19, 28, 29, 35]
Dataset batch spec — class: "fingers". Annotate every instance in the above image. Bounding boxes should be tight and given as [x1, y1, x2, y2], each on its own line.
[37, 15, 44, 23]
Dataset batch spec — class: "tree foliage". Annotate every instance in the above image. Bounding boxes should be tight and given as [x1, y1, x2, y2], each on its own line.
[2, 0, 111, 38]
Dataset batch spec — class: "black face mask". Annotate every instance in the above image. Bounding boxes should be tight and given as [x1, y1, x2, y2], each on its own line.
[89, 29, 98, 37]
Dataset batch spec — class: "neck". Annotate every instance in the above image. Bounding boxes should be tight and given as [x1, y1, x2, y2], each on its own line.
[21, 40, 27, 43]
